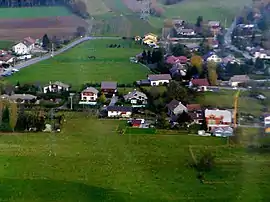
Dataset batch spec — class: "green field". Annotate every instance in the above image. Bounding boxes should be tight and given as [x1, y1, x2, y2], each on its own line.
[6, 39, 150, 88]
[0, 40, 14, 49]
[0, 6, 71, 19]
[196, 90, 264, 116]
[0, 113, 270, 201]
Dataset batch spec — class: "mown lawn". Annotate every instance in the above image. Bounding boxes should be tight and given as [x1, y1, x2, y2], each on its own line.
[196, 90, 264, 116]
[0, 40, 14, 49]
[6, 39, 150, 89]
[0, 6, 71, 19]
[0, 113, 270, 201]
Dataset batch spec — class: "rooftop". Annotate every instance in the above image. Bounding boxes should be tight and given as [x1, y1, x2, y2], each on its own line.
[148, 74, 172, 81]
[107, 106, 132, 112]
[191, 78, 209, 86]
[205, 109, 232, 123]
[101, 81, 117, 89]
[229, 75, 250, 82]
[82, 87, 99, 94]
[167, 99, 182, 111]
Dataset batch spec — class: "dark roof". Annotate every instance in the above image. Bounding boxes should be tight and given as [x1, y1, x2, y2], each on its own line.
[191, 79, 209, 86]
[148, 74, 172, 81]
[0, 54, 13, 62]
[187, 104, 201, 111]
[188, 112, 203, 120]
[132, 120, 142, 125]
[107, 106, 132, 112]
[167, 99, 181, 111]
[101, 81, 117, 89]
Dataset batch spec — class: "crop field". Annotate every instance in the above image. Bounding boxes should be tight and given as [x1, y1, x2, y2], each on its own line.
[0, 113, 269, 201]
[0, 6, 88, 40]
[5, 39, 150, 88]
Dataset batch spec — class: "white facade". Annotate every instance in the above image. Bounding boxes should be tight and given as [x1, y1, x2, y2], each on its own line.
[81, 92, 97, 102]
[0, 57, 14, 65]
[43, 84, 69, 93]
[264, 116, 270, 126]
[150, 80, 170, 86]
[17, 55, 32, 60]
[207, 54, 222, 63]
[108, 111, 132, 118]
[254, 51, 270, 59]
[12, 42, 33, 55]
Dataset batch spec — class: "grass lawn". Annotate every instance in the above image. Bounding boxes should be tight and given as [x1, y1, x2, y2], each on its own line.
[0, 6, 71, 19]
[5, 39, 150, 89]
[81, 0, 110, 15]
[196, 90, 264, 116]
[0, 40, 14, 49]
[0, 113, 270, 201]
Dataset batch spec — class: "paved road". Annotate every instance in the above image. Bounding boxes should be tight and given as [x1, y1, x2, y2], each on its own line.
[224, 17, 253, 60]
[2, 36, 121, 76]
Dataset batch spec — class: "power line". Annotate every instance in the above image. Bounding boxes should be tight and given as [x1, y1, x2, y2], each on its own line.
[138, 0, 151, 20]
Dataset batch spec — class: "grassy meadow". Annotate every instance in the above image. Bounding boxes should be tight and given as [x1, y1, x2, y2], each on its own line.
[0, 113, 269, 201]
[0, 6, 71, 19]
[5, 39, 150, 88]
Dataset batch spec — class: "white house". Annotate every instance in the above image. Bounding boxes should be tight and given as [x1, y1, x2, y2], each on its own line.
[254, 50, 270, 59]
[12, 37, 36, 55]
[123, 90, 148, 107]
[107, 106, 132, 118]
[148, 74, 172, 86]
[43, 81, 70, 93]
[79, 87, 99, 105]
[229, 75, 250, 87]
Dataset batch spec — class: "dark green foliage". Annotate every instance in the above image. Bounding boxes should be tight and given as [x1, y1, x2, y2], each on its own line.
[196, 151, 215, 172]
[0, 107, 12, 132]
[42, 34, 50, 50]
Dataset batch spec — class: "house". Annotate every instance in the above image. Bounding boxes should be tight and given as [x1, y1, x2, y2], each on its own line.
[43, 81, 70, 93]
[203, 52, 222, 63]
[148, 74, 172, 86]
[165, 55, 188, 65]
[0, 54, 15, 64]
[143, 33, 158, 46]
[107, 106, 132, 118]
[208, 21, 221, 35]
[167, 99, 188, 118]
[222, 55, 241, 65]
[169, 64, 187, 77]
[187, 104, 203, 124]
[189, 78, 210, 91]
[79, 87, 99, 105]
[264, 114, 270, 127]
[205, 109, 232, 130]
[131, 119, 142, 127]
[212, 127, 233, 137]
[178, 29, 196, 36]
[1, 93, 37, 103]
[254, 50, 270, 59]
[12, 37, 36, 55]
[229, 75, 250, 87]
[184, 43, 199, 52]
[101, 81, 117, 96]
[123, 90, 147, 107]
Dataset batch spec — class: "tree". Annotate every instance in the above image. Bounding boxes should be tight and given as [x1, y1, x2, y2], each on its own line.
[42, 34, 50, 50]
[156, 112, 170, 129]
[191, 55, 203, 75]
[142, 50, 147, 62]
[98, 93, 106, 104]
[15, 109, 26, 132]
[207, 62, 218, 86]
[196, 16, 203, 27]
[147, 50, 151, 64]
[167, 80, 188, 102]
[171, 44, 186, 56]
[255, 58, 265, 70]
[0, 106, 12, 132]
[76, 26, 87, 37]
[177, 111, 191, 125]
[9, 102, 18, 131]
[151, 48, 164, 63]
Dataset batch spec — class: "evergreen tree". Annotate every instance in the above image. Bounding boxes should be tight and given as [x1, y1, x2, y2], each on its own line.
[0, 106, 12, 132]
[42, 34, 50, 50]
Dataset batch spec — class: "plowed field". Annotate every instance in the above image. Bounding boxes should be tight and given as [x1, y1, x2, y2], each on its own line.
[0, 15, 88, 40]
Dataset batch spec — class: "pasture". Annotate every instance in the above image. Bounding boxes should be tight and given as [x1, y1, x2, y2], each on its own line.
[0, 6, 71, 19]
[0, 113, 269, 201]
[5, 39, 150, 88]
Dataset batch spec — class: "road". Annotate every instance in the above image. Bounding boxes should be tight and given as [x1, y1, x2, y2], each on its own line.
[2, 36, 121, 76]
[224, 18, 253, 60]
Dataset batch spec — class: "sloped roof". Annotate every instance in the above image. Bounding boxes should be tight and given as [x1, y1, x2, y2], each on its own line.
[24, 37, 36, 44]
[229, 75, 250, 82]
[107, 106, 132, 112]
[187, 104, 201, 111]
[10, 94, 37, 100]
[82, 87, 99, 94]
[191, 79, 209, 86]
[167, 99, 183, 111]
[123, 90, 147, 100]
[52, 81, 70, 88]
[101, 81, 117, 89]
[0, 54, 13, 62]
[148, 74, 172, 81]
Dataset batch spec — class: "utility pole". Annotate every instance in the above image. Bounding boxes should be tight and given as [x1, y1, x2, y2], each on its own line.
[139, 0, 151, 20]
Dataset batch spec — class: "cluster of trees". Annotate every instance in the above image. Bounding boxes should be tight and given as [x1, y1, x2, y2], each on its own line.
[163, 0, 183, 5]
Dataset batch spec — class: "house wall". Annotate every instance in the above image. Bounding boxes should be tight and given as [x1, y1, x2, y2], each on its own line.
[264, 116, 270, 126]
[173, 105, 187, 115]
[230, 81, 240, 87]
[81, 92, 97, 102]
[108, 111, 132, 118]
[150, 80, 170, 86]
[12, 43, 30, 55]
[207, 55, 222, 63]
[43, 85, 69, 93]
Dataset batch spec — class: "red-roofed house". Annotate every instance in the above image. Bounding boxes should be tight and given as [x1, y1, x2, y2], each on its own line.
[189, 78, 210, 91]
[166, 56, 188, 65]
